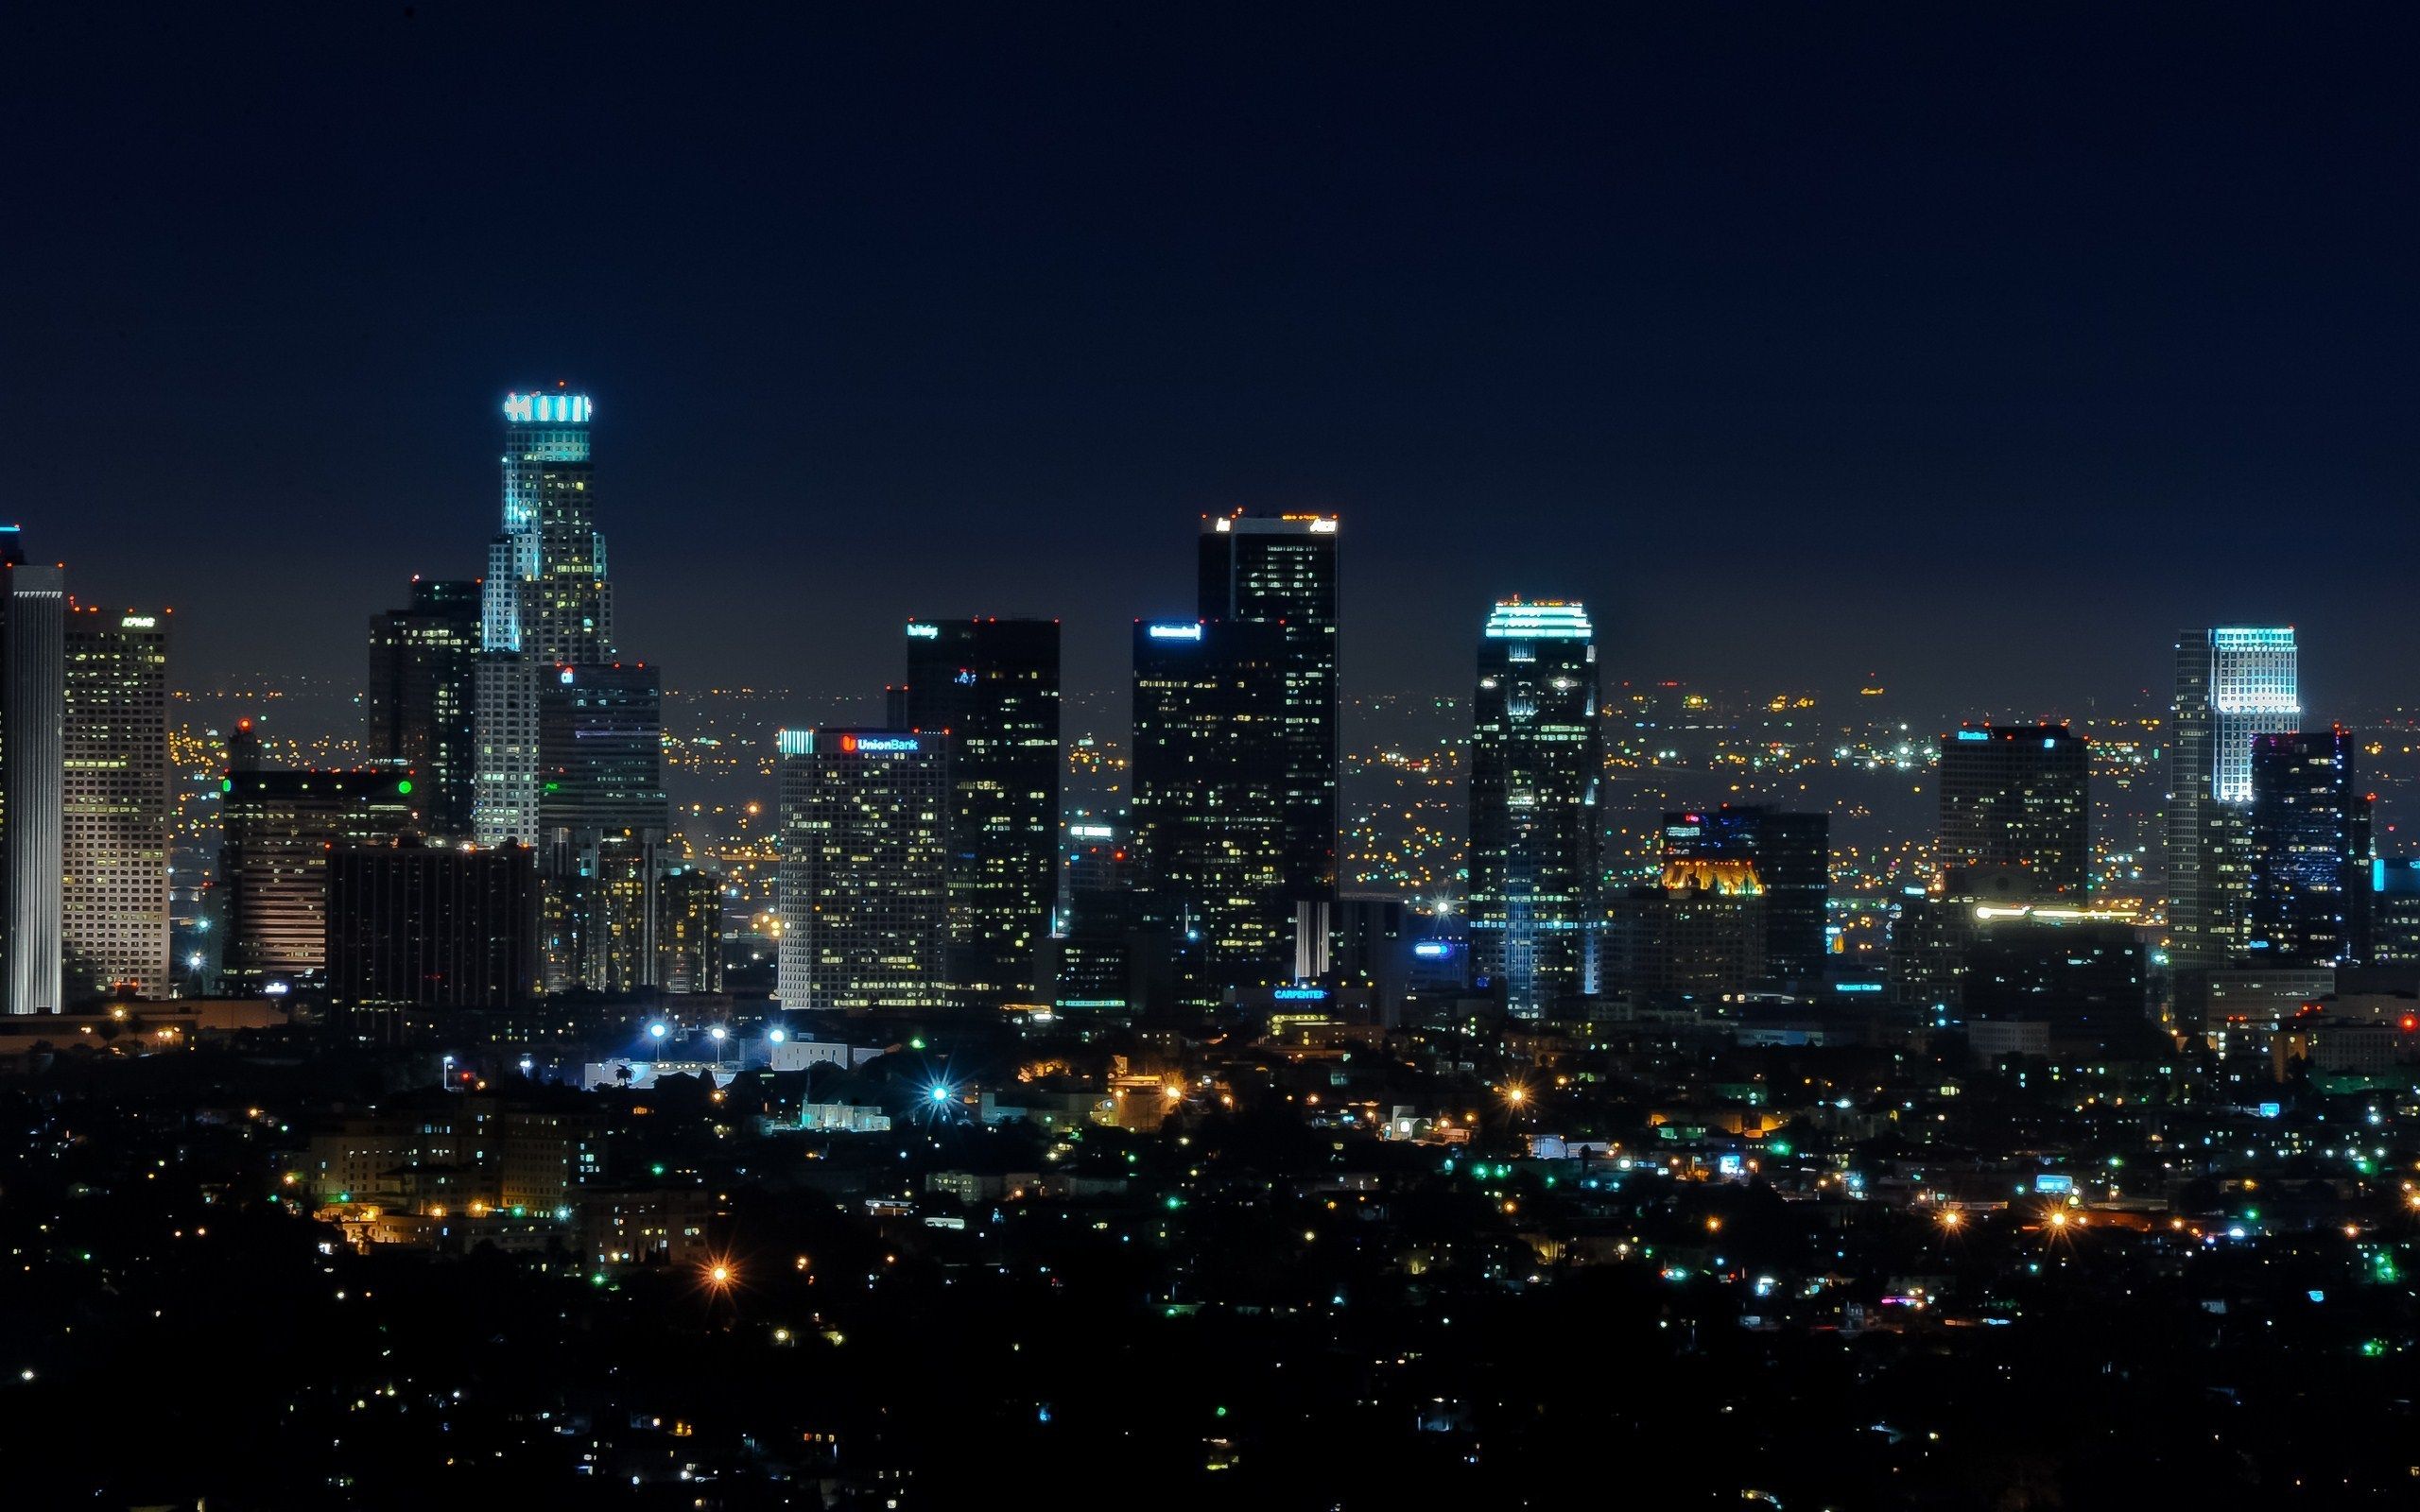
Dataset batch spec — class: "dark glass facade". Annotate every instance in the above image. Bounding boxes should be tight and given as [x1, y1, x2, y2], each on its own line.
[2247, 729, 2365, 965]
[368, 578, 480, 837]
[1131, 618, 1292, 1008]
[901, 618, 1060, 1005]
[1198, 513, 1337, 915]
[325, 840, 540, 1043]
[1936, 725, 2090, 896]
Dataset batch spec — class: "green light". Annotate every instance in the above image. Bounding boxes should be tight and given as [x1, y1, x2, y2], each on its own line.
[1215, 1405, 1228, 1418]
[910, 1037, 926, 1051]
[396, 780, 413, 795]
[2364, 1339, 2388, 1357]
[510, 1205, 526, 1218]
[1767, 1141, 1793, 1158]
[592, 1273, 608, 1286]
[219, 778, 232, 793]
[1165, 1195, 1182, 1210]
[650, 1163, 666, 1177]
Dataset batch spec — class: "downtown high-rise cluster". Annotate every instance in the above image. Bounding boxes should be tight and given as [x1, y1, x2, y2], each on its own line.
[0, 388, 2400, 1070]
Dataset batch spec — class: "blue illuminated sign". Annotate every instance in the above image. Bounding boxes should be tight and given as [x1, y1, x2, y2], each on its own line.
[1271, 987, 1327, 1001]
[1147, 623, 1202, 641]
[1955, 730, 1989, 741]
[1835, 982, 1883, 993]
[906, 623, 939, 639]
[1412, 941, 1453, 959]
[504, 392, 592, 424]
[2034, 1174, 2073, 1194]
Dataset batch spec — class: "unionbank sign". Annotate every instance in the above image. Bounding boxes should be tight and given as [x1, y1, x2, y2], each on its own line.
[840, 734, 921, 754]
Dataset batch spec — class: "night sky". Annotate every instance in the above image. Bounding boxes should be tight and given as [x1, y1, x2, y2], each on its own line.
[8, 6, 2417, 719]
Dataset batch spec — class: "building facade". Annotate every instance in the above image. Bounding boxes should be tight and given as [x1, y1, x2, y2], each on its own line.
[775, 729, 951, 1012]
[1198, 512, 1339, 922]
[1661, 804, 1828, 988]
[63, 608, 171, 998]
[2, 551, 65, 1014]
[475, 390, 611, 850]
[1130, 618, 1294, 1008]
[369, 578, 480, 837]
[219, 722, 420, 993]
[2169, 627, 2300, 969]
[901, 618, 1060, 1005]
[1468, 600, 1600, 1019]
[2246, 729, 2364, 966]
[325, 840, 541, 1043]
[1936, 725, 2090, 896]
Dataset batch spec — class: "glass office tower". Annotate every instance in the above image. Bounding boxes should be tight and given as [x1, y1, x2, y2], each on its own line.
[1935, 725, 2091, 895]
[901, 618, 1061, 1006]
[2246, 729, 2364, 966]
[2169, 627, 2300, 968]
[369, 578, 481, 837]
[475, 390, 610, 850]
[1130, 618, 1292, 1009]
[1468, 600, 1600, 1019]
[1198, 513, 1338, 920]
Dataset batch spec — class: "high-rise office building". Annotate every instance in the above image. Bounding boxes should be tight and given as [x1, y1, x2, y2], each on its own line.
[654, 863, 724, 995]
[1936, 725, 2090, 895]
[465, 390, 681, 994]
[63, 607, 170, 998]
[1661, 804, 1829, 987]
[219, 722, 420, 993]
[1199, 512, 1338, 918]
[325, 839, 541, 1044]
[369, 578, 480, 836]
[532, 662, 670, 993]
[1, 541, 65, 1015]
[775, 729, 951, 1012]
[901, 618, 1060, 1005]
[1130, 618, 1293, 1007]
[2169, 627, 2300, 969]
[1468, 600, 1600, 1019]
[2246, 729, 2365, 966]
[475, 390, 610, 850]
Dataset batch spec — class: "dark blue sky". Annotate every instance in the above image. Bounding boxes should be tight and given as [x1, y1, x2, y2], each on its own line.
[7, 5, 2416, 718]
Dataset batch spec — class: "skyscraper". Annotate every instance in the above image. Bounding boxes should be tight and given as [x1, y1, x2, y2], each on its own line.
[1661, 804, 1829, 987]
[1468, 599, 1600, 1019]
[2246, 729, 2364, 966]
[2169, 627, 2300, 968]
[1198, 512, 1338, 919]
[219, 721, 421, 994]
[775, 729, 951, 1013]
[1, 542, 65, 1014]
[901, 618, 1061, 1005]
[369, 578, 480, 837]
[63, 607, 170, 998]
[533, 662, 670, 994]
[1935, 725, 2090, 895]
[475, 390, 610, 850]
[1130, 618, 1293, 1007]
